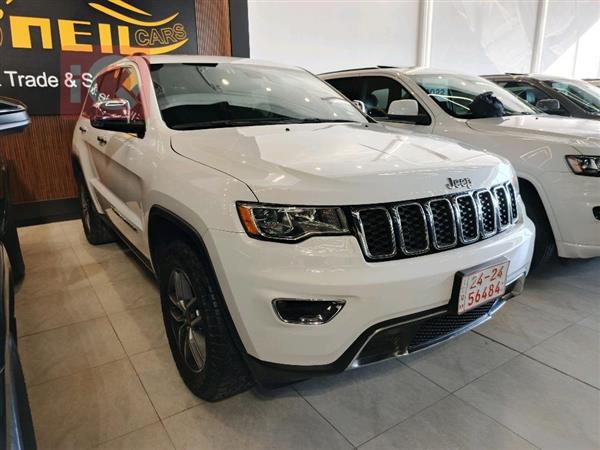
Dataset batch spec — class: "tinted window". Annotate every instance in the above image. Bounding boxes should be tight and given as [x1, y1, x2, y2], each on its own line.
[496, 81, 569, 116]
[327, 77, 360, 101]
[83, 69, 120, 116]
[542, 80, 600, 115]
[149, 63, 367, 130]
[116, 67, 144, 122]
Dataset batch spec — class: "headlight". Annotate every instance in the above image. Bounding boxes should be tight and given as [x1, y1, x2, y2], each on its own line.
[566, 155, 600, 177]
[237, 203, 349, 242]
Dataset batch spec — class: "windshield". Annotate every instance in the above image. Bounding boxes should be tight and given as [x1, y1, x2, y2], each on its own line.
[541, 79, 600, 115]
[150, 63, 367, 130]
[408, 73, 536, 119]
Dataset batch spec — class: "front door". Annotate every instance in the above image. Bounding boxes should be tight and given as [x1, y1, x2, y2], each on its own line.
[83, 66, 148, 251]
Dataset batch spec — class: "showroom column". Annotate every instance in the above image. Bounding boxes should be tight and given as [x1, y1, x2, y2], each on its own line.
[530, 0, 549, 73]
[417, 0, 434, 67]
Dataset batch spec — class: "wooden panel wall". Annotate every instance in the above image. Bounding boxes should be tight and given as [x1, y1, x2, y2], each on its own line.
[196, 0, 232, 56]
[0, 0, 232, 205]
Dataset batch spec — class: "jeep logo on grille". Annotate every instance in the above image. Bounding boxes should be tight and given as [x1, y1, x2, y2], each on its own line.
[446, 177, 472, 190]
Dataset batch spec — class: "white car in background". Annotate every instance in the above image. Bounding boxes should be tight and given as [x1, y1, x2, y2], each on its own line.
[323, 67, 600, 267]
[71, 56, 534, 400]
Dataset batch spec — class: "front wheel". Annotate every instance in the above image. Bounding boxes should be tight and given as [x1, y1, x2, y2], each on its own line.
[158, 240, 253, 401]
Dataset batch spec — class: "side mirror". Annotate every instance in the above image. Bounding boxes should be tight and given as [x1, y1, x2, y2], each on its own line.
[0, 97, 31, 136]
[536, 98, 561, 113]
[90, 98, 145, 137]
[388, 99, 419, 117]
[352, 100, 368, 115]
[386, 99, 430, 125]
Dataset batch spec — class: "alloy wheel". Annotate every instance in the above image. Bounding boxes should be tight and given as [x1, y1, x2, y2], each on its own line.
[167, 269, 206, 373]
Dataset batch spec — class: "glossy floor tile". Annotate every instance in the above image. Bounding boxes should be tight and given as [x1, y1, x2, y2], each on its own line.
[360, 395, 537, 450]
[130, 346, 201, 419]
[526, 324, 600, 388]
[28, 359, 158, 450]
[162, 389, 352, 450]
[16, 285, 105, 336]
[403, 332, 518, 392]
[19, 317, 126, 386]
[456, 355, 600, 450]
[476, 299, 571, 352]
[109, 302, 168, 356]
[295, 361, 447, 446]
[95, 422, 174, 450]
[15, 222, 600, 449]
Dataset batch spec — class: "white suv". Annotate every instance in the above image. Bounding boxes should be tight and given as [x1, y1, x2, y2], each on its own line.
[322, 68, 600, 267]
[72, 56, 534, 401]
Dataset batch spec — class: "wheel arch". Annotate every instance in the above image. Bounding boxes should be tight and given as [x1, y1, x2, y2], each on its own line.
[147, 205, 250, 356]
[517, 175, 561, 242]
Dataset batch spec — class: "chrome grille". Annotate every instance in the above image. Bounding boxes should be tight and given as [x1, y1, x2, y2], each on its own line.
[426, 199, 457, 250]
[352, 207, 395, 260]
[454, 194, 479, 243]
[494, 185, 511, 230]
[476, 190, 497, 237]
[506, 182, 519, 222]
[352, 182, 518, 261]
[395, 203, 429, 255]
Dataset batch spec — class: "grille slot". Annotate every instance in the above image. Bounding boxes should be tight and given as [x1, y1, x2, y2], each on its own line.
[395, 203, 429, 255]
[352, 207, 396, 259]
[427, 199, 457, 250]
[476, 190, 497, 237]
[494, 185, 511, 230]
[454, 194, 479, 243]
[351, 183, 517, 262]
[506, 182, 518, 222]
[408, 301, 496, 352]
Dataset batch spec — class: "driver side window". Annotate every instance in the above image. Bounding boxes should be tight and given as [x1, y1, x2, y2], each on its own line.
[497, 81, 569, 116]
[83, 69, 121, 117]
[328, 76, 430, 124]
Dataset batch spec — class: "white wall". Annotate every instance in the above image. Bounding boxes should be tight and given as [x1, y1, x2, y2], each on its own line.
[248, 0, 420, 74]
[248, 0, 600, 78]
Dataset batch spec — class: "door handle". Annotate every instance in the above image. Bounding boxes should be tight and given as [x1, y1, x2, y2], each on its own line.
[79, 126, 87, 134]
[97, 136, 107, 146]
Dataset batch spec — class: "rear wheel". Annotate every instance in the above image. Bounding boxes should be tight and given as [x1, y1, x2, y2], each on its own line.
[520, 182, 556, 270]
[158, 240, 253, 401]
[78, 180, 116, 245]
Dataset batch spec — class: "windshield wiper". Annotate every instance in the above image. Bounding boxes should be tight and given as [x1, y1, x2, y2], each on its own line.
[172, 118, 294, 130]
[292, 118, 359, 124]
[172, 117, 359, 130]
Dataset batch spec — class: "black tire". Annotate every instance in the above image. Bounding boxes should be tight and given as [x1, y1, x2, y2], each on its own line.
[78, 180, 116, 245]
[158, 239, 253, 401]
[520, 182, 556, 270]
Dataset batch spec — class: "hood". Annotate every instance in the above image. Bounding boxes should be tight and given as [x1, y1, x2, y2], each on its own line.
[467, 115, 600, 154]
[171, 123, 513, 205]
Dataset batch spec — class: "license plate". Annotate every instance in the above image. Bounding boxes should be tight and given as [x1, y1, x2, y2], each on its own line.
[453, 259, 510, 315]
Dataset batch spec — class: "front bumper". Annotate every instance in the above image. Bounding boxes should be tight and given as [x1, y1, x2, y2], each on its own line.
[247, 276, 524, 386]
[541, 172, 600, 258]
[205, 216, 534, 370]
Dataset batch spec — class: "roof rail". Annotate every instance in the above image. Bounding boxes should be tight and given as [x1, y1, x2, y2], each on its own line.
[320, 65, 402, 75]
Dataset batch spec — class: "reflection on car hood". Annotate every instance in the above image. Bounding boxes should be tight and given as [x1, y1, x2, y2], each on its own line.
[467, 115, 600, 153]
[170, 122, 512, 204]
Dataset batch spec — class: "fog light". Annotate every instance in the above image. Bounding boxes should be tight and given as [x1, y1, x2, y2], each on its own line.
[593, 207, 600, 221]
[272, 299, 345, 325]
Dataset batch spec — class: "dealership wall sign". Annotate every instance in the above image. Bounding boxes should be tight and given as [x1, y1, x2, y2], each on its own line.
[0, 0, 198, 114]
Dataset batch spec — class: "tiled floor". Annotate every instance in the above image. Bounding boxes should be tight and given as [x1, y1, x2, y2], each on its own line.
[15, 220, 600, 450]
